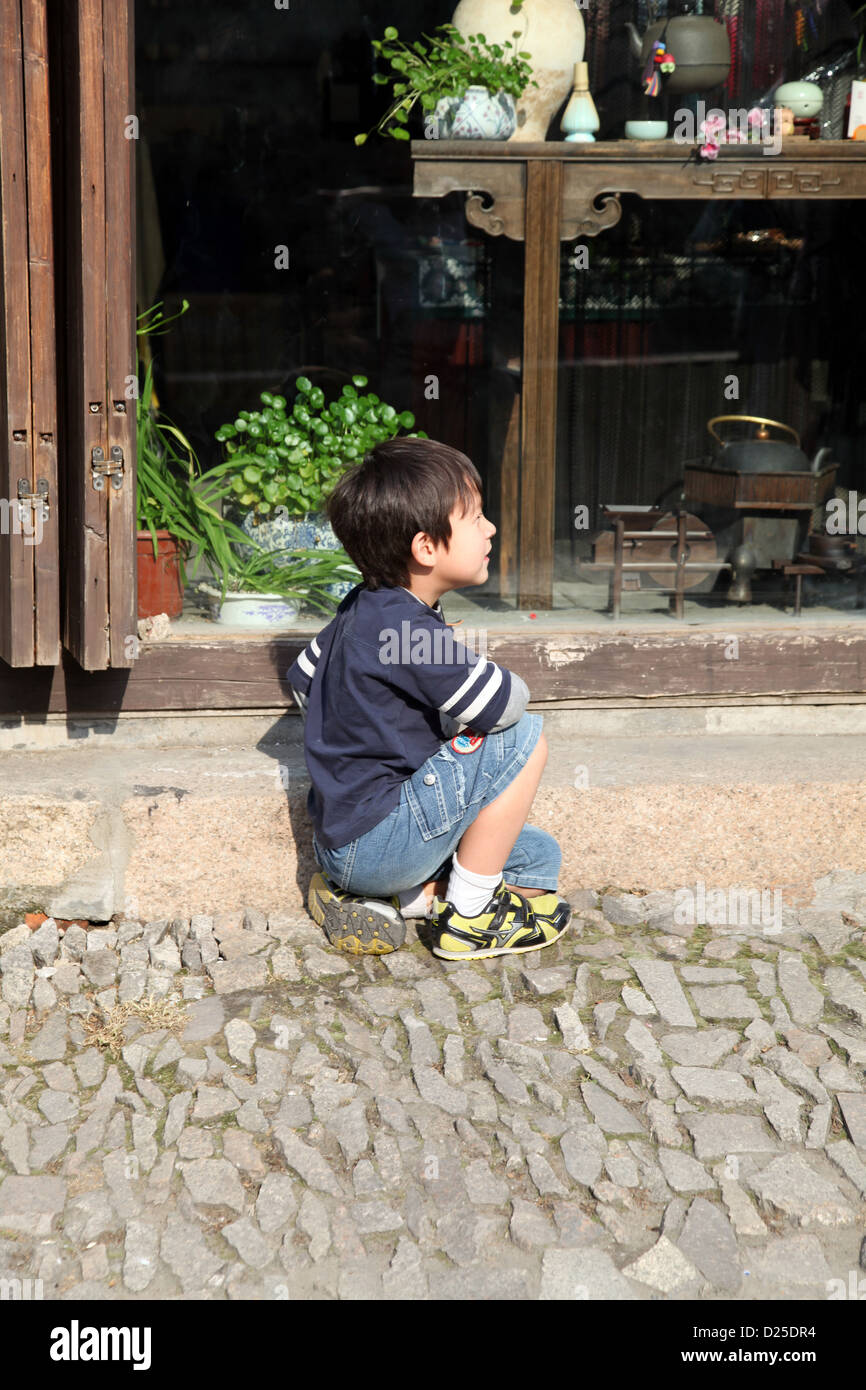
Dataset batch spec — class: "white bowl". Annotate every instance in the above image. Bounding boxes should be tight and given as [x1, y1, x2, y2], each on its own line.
[217, 592, 300, 628]
[624, 120, 669, 140]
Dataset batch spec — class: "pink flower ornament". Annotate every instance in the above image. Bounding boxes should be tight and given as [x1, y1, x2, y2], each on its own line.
[698, 116, 724, 159]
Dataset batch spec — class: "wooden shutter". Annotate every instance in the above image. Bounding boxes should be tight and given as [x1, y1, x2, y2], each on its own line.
[53, 0, 136, 670]
[0, 0, 60, 667]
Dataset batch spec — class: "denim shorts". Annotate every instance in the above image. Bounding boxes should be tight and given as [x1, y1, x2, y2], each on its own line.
[312, 712, 561, 896]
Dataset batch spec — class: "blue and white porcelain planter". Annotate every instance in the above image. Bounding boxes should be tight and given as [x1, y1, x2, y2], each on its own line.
[433, 86, 517, 140]
[217, 593, 301, 628]
[238, 509, 354, 601]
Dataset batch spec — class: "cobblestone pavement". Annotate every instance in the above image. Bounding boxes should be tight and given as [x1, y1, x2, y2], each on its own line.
[1, 874, 866, 1302]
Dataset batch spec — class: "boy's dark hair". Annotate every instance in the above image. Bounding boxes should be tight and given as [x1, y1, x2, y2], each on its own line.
[326, 437, 482, 590]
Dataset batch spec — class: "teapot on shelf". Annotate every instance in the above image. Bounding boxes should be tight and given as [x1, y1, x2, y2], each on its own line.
[626, 1, 731, 96]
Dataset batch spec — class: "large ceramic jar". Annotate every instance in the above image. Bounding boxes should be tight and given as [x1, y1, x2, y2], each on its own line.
[239, 509, 354, 600]
[240, 508, 337, 557]
[451, 0, 585, 141]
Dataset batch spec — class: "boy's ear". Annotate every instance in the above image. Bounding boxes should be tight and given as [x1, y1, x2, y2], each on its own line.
[410, 530, 437, 566]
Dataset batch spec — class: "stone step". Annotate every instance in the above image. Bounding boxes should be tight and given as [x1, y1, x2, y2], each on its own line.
[2, 715, 866, 927]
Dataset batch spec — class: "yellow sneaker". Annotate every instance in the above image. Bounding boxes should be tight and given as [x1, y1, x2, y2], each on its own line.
[521, 891, 572, 935]
[431, 881, 570, 961]
[307, 871, 406, 956]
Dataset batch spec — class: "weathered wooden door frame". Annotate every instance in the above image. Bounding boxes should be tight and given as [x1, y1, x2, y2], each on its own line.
[0, 0, 60, 667]
[51, 0, 137, 671]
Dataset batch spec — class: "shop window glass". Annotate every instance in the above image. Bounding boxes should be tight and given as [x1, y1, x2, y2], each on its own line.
[135, 0, 866, 632]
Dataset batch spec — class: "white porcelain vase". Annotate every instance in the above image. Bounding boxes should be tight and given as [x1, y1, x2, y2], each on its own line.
[451, 0, 586, 141]
[434, 85, 517, 139]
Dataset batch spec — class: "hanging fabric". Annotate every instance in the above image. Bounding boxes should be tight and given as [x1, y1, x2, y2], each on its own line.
[715, 0, 741, 104]
[586, 0, 610, 103]
[752, 0, 785, 92]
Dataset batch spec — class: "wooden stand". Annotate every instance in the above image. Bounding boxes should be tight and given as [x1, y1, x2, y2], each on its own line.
[584, 506, 730, 619]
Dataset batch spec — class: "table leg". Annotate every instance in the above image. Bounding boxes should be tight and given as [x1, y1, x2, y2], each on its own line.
[518, 160, 562, 611]
[610, 517, 624, 619]
[498, 384, 520, 600]
[672, 510, 687, 620]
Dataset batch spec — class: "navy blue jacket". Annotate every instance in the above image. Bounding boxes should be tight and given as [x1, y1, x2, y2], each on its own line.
[286, 584, 524, 849]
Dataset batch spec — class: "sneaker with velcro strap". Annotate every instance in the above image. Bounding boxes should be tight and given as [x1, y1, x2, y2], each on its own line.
[431, 880, 570, 961]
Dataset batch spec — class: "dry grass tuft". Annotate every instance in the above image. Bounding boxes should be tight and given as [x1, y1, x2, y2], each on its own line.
[81, 995, 187, 1052]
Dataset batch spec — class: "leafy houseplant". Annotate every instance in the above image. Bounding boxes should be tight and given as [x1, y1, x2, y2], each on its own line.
[213, 374, 423, 524]
[136, 301, 256, 618]
[137, 304, 360, 624]
[355, 22, 537, 144]
[212, 374, 422, 603]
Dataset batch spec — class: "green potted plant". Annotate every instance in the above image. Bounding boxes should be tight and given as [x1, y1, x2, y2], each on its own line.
[354, 22, 537, 144]
[195, 545, 360, 628]
[211, 373, 424, 598]
[136, 301, 254, 620]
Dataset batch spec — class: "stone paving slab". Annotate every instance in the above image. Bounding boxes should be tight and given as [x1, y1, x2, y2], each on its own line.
[0, 875, 865, 1300]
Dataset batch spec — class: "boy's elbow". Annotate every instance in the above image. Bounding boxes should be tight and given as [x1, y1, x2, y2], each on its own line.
[487, 673, 530, 732]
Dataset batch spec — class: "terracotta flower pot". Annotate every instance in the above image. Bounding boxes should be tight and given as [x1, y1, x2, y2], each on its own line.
[136, 529, 185, 620]
[451, 0, 585, 142]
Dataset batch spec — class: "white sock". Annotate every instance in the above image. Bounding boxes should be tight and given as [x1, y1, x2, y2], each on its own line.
[397, 885, 431, 919]
[446, 854, 501, 918]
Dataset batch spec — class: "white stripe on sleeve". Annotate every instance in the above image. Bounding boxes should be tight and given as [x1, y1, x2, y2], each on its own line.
[439, 657, 488, 714]
[297, 649, 316, 679]
[311, 637, 321, 656]
[458, 665, 503, 724]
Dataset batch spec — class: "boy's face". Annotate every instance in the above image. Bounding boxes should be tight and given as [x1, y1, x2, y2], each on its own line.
[430, 486, 496, 591]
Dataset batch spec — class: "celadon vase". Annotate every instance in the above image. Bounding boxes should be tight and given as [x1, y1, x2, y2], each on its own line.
[451, 0, 586, 141]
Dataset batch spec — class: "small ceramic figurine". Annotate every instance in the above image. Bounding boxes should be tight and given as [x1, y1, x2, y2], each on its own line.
[775, 105, 795, 137]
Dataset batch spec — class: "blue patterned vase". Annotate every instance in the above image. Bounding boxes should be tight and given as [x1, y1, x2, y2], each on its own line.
[433, 86, 517, 140]
[238, 510, 355, 601]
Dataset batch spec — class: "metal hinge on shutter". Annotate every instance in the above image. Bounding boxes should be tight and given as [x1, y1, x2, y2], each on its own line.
[90, 444, 124, 490]
[16, 477, 50, 524]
